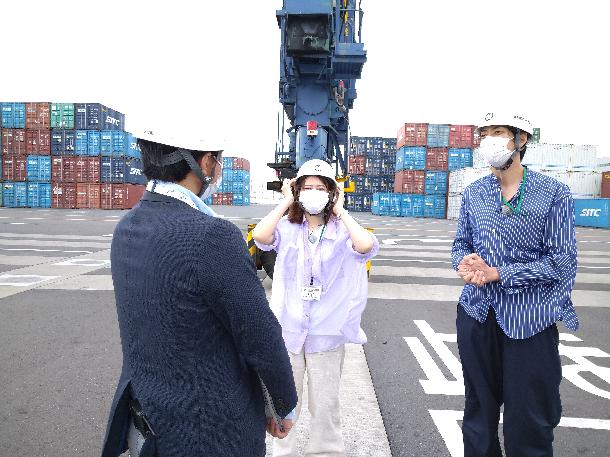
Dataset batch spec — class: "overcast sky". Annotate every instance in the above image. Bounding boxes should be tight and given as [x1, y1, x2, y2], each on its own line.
[1, 0, 608, 180]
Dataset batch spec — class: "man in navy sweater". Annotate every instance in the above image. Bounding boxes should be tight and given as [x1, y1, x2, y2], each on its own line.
[101, 131, 297, 457]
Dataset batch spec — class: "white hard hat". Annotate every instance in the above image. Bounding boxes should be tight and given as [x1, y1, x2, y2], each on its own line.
[476, 112, 534, 135]
[296, 159, 336, 181]
[135, 129, 224, 153]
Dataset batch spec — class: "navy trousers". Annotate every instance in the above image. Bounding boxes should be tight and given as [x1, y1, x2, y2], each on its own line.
[456, 305, 562, 457]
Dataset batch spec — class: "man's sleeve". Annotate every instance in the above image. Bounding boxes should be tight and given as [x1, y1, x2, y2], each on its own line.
[206, 219, 297, 417]
[498, 192, 578, 294]
[451, 193, 474, 270]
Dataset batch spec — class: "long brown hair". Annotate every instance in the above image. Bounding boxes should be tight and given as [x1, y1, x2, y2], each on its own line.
[287, 176, 338, 224]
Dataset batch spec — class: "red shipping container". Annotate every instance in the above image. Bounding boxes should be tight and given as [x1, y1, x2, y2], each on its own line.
[76, 183, 101, 209]
[348, 155, 366, 175]
[449, 125, 475, 148]
[124, 184, 146, 209]
[232, 157, 251, 171]
[52, 183, 77, 209]
[25, 102, 50, 130]
[25, 129, 51, 155]
[75, 157, 101, 183]
[393, 170, 425, 194]
[51, 157, 78, 182]
[602, 170, 610, 198]
[397, 123, 428, 149]
[101, 183, 125, 210]
[223, 193, 234, 205]
[426, 148, 449, 171]
[212, 193, 222, 205]
[2, 155, 28, 181]
[1, 129, 27, 155]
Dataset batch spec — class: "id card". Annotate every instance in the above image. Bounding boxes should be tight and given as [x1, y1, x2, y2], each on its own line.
[301, 286, 322, 301]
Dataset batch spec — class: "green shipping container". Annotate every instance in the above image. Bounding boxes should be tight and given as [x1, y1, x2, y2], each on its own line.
[532, 127, 541, 143]
[50, 103, 75, 129]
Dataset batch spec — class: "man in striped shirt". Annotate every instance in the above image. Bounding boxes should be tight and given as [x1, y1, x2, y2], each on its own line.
[451, 112, 578, 457]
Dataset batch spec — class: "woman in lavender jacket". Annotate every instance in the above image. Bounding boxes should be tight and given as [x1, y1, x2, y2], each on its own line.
[253, 159, 379, 457]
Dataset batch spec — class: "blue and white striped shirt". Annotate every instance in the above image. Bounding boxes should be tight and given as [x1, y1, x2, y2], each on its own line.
[451, 169, 579, 339]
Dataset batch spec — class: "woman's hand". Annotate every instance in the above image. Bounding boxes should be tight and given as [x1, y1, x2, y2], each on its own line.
[333, 186, 345, 215]
[281, 178, 296, 201]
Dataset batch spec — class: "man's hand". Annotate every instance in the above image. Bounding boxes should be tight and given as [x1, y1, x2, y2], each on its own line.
[457, 253, 500, 286]
[281, 178, 296, 201]
[266, 418, 294, 439]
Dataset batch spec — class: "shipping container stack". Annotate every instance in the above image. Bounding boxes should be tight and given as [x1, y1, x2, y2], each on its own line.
[346, 136, 396, 212]
[207, 156, 251, 206]
[1, 101, 147, 210]
[448, 136, 609, 229]
[372, 123, 474, 218]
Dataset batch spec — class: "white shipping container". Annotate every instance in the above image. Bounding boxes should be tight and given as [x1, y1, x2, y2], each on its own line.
[449, 167, 490, 194]
[542, 170, 601, 198]
[447, 193, 462, 220]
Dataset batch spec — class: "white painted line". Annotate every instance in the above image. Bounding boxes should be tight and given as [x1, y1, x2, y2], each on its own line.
[103, 219, 119, 222]
[102, 234, 113, 237]
[24, 217, 45, 220]
[9, 222, 27, 225]
[4, 248, 61, 252]
[66, 218, 87, 221]
[0, 274, 61, 287]
[0, 217, 9, 219]
[430, 409, 610, 457]
[53, 259, 110, 267]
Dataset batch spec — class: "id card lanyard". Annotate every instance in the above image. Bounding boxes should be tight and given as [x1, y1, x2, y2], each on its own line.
[501, 167, 527, 215]
[301, 223, 326, 301]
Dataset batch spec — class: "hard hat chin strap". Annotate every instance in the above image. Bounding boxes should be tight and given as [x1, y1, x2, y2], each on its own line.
[159, 148, 213, 187]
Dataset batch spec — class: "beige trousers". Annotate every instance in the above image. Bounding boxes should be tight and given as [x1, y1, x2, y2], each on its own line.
[273, 345, 346, 457]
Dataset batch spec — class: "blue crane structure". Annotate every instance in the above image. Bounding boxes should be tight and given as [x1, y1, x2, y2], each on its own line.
[268, 0, 367, 188]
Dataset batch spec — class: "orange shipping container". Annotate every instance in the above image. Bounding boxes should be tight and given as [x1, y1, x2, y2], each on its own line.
[602, 170, 610, 199]
[25, 102, 50, 130]
[124, 184, 146, 209]
[26, 129, 51, 155]
[426, 148, 449, 171]
[393, 170, 425, 194]
[348, 155, 366, 175]
[397, 123, 428, 149]
[101, 183, 125, 210]
[52, 183, 77, 209]
[76, 183, 101, 209]
[1, 129, 27, 155]
[2, 155, 28, 181]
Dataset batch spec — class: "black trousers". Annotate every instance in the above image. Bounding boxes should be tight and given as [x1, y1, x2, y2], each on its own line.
[456, 305, 562, 457]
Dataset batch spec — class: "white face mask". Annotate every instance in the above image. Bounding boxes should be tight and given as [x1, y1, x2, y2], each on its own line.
[479, 136, 517, 168]
[299, 189, 330, 215]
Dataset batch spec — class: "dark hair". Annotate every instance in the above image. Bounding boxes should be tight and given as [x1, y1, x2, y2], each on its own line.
[505, 126, 530, 160]
[287, 176, 338, 224]
[139, 139, 216, 182]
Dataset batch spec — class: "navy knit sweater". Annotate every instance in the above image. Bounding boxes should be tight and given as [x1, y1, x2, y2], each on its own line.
[102, 192, 297, 457]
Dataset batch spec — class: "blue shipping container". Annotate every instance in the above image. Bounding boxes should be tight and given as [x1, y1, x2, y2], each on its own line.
[396, 146, 426, 171]
[74, 103, 125, 131]
[2, 182, 28, 207]
[427, 124, 450, 148]
[75, 130, 88, 155]
[87, 131, 101, 156]
[27, 183, 52, 208]
[51, 129, 76, 156]
[125, 133, 141, 159]
[26, 155, 52, 182]
[101, 157, 125, 183]
[223, 157, 234, 168]
[448, 148, 473, 171]
[574, 199, 610, 229]
[100, 131, 114, 156]
[124, 158, 146, 185]
[1, 102, 26, 128]
[425, 171, 449, 195]
[400, 194, 425, 217]
[112, 131, 127, 156]
[424, 195, 447, 219]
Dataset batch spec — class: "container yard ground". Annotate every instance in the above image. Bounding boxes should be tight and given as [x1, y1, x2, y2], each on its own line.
[0, 205, 609, 457]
